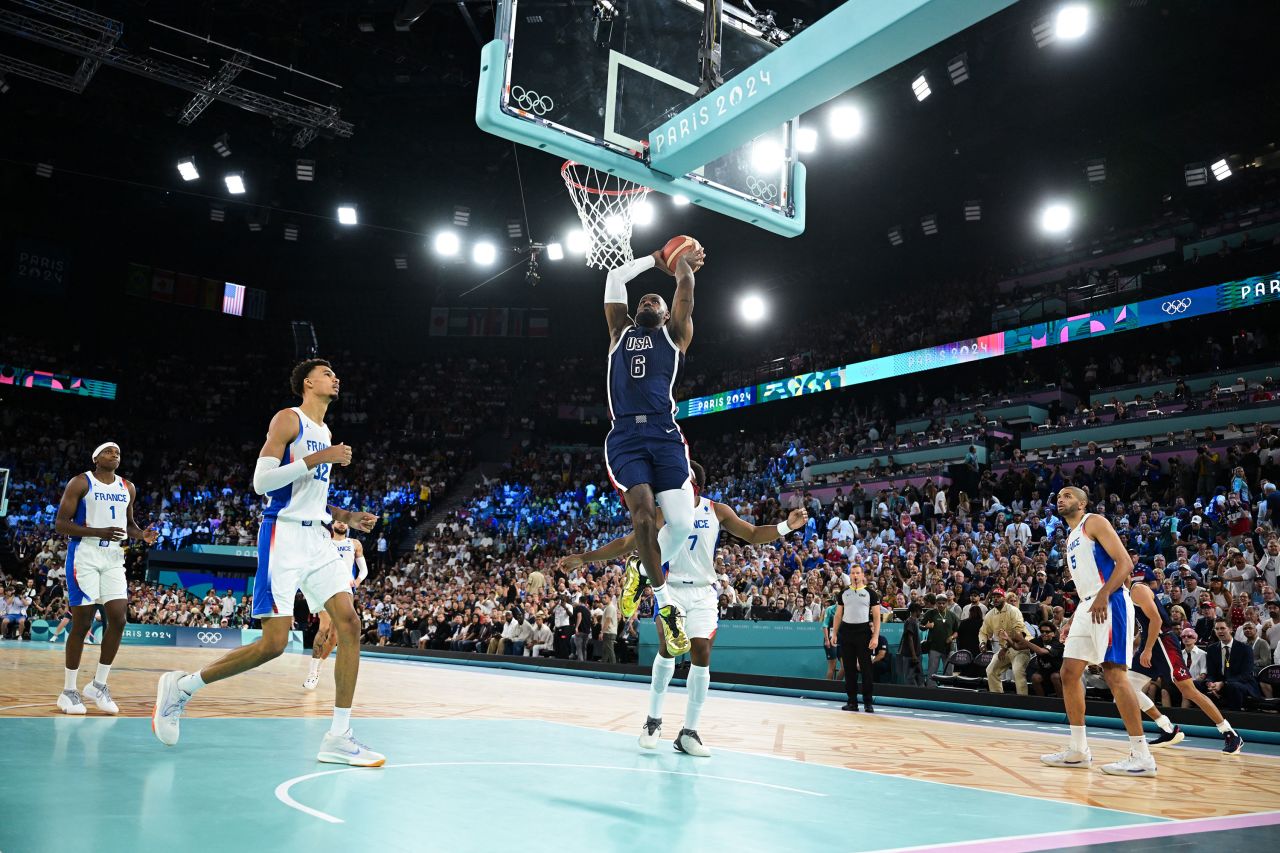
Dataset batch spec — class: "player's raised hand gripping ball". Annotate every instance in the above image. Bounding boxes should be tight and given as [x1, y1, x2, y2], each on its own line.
[660, 235, 702, 271]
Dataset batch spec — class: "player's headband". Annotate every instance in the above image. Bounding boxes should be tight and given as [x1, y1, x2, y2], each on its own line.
[92, 442, 120, 461]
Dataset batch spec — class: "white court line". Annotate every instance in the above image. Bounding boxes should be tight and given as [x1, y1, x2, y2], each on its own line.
[275, 760, 827, 823]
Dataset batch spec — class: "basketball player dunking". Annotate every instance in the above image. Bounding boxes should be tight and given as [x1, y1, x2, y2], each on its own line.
[601, 239, 706, 657]
[1126, 567, 1244, 754]
[152, 359, 385, 766]
[304, 520, 368, 690]
[1041, 486, 1156, 776]
[561, 461, 807, 756]
[52, 442, 158, 714]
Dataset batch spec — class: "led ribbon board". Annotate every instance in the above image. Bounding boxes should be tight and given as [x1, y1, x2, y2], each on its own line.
[675, 271, 1280, 419]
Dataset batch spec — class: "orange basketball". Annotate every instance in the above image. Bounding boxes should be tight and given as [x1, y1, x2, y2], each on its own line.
[660, 235, 701, 269]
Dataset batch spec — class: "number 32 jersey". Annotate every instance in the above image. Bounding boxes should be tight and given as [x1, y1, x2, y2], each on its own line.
[263, 407, 333, 524]
[658, 498, 719, 587]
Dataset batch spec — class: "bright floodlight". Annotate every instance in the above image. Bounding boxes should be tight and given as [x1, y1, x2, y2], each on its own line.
[604, 214, 626, 236]
[672, 194, 691, 207]
[177, 158, 199, 182]
[829, 105, 862, 140]
[472, 241, 496, 265]
[1040, 203, 1074, 234]
[740, 294, 767, 324]
[796, 127, 818, 154]
[1055, 4, 1090, 40]
[1211, 159, 1232, 181]
[911, 73, 931, 102]
[567, 229, 590, 254]
[224, 172, 245, 194]
[545, 242, 564, 261]
[631, 200, 655, 227]
[751, 138, 784, 171]
[434, 231, 460, 256]
[337, 205, 358, 225]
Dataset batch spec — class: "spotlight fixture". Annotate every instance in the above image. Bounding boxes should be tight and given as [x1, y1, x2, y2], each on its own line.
[920, 214, 938, 235]
[887, 226, 904, 246]
[545, 242, 564, 261]
[751, 138, 784, 171]
[631, 200, 655, 227]
[567, 229, 590, 254]
[1183, 163, 1208, 187]
[795, 126, 818, 154]
[964, 200, 982, 222]
[453, 206, 471, 227]
[224, 172, 245, 194]
[1085, 158, 1106, 183]
[177, 157, 199, 182]
[0, 74, 9, 95]
[393, 255, 408, 270]
[507, 220, 524, 239]
[1040, 202, 1074, 234]
[295, 159, 315, 181]
[473, 241, 497, 265]
[210, 204, 225, 222]
[35, 162, 53, 178]
[212, 133, 231, 157]
[671, 194, 691, 207]
[739, 294, 766, 324]
[911, 73, 931, 102]
[829, 104, 862, 140]
[337, 205, 358, 225]
[357, 15, 375, 32]
[284, 223, 299, 242]
[947, 53, 969, 85]
[1034, 4, 1091, 48]
[1210, 158, 1232, 181]
[434, 231, 460, 256]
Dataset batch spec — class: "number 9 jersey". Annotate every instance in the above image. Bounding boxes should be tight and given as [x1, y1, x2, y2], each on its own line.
[263, 407, 334, 524]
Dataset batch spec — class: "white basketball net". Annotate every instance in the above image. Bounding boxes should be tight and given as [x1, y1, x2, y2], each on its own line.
[561, 161, 651, 270]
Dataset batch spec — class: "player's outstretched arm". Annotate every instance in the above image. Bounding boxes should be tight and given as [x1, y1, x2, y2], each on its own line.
[714, 503, 808, 545]
[53, 475, 120, 541]
[603, 253, 658, 345]
[667, 250, 704, 352]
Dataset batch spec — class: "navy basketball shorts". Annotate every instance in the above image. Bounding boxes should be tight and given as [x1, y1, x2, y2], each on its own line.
[1131, 631, 1192, 684]
[604, 417, 692, 494]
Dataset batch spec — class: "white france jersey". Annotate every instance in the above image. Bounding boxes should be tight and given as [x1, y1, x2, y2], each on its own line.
[1065, 512, 1119, 601]
[658, 498, 719, 587]
[74, 472, 130, 548]
[263, 407, 333, 523]
[333, 537, 357, 578]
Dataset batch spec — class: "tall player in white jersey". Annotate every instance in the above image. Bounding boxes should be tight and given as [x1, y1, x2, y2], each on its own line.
[562, 461, 808, 756]
[151, 359, 385, 766]
[52, 442, 158, 714]
[1041, 486, 1156, 777]
[304, 521, 367, 690]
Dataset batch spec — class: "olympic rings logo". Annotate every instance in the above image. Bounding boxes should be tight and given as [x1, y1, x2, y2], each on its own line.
[745, 175, 778, 201]
[510, 85, 555, 116]
[196, 631, 223, 644]
[1161, 298, 1192, 314]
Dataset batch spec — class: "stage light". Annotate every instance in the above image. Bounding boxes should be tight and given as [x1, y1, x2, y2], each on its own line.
[567, 229, 590, 254]
[393, 255, 408, 270]
[507, 219, 524, 239]
[672, 194, 691, 207]
[964, 200, 982, 222]
[473, 241, 497, 265]
[911, 73, 931, 102]
[1040, 202, 1074, 234]
[796, 127, 818, 154]
[212, 133, 231, 157]
[829, 105, 862, 139]
[1184, 163, 1208, 187]
[1211, 158, 1232, 181]
[605, 214, 626, 236]
[434, 231, 460, 256]
[453, 206, 471, 227]
[630, 200, 656, 227]
[337, 205, 358, 225]
[1055, 4, 1090, 41]
[284, 223, 298, 242]
[1085, 158, 1106, 182]
[947, 53, 970, 85]
[177, 158, 199, 181]
[210, 205, 225, 222]
[546, 242, 564, 261]
[35, 162, 53, 178]
[920, 214, 938, 236]
[888, 226, 904, 246]
[740, 294, 767, 324]
[295, 159, 315, 181]
[224, 172, 245, 194]
[751, 138, 784, 171]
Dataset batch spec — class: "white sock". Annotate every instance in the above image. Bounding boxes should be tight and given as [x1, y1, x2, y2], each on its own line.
[648, 656, 676, 719]
[1217, 719, 1234, 734]
[1069, 725, 1088, 753]
[1153, 714, 1174, 733]
[64, 668, 78, 691]
[652, 584, 672, 609]
[330, 706, 351, 735]
[177, 671, 206, 695]
[309, 658, 322, 676]
[685, 664, 710, 730]
[1130, 735, 1152, 760]
[94, 663, 111, 686]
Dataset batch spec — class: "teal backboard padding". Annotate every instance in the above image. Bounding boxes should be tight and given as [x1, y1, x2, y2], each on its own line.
[649, 0, 1020, 178]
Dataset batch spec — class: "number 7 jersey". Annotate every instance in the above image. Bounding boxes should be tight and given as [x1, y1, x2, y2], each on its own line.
[658, 498, 719, 587]
[263, 407, 334, 524]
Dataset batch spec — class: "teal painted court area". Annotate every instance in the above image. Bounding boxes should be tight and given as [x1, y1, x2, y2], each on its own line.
[0, 717, 1163, 853]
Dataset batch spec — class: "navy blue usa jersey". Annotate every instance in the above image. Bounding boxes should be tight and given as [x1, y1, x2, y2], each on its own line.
[607, 325, 684, 419]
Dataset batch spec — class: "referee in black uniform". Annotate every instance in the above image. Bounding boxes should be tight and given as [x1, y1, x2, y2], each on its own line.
[833, 566, 881, 712]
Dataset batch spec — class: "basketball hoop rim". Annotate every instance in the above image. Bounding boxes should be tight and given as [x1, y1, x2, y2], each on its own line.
[560, 160, 650, 197]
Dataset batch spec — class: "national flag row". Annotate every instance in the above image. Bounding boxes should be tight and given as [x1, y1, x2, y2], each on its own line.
[126, 263, 265, 320]
[428, 307, 549, 337]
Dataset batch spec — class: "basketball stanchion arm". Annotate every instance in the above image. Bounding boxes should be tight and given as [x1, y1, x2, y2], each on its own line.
[647, 0, 1019, 179]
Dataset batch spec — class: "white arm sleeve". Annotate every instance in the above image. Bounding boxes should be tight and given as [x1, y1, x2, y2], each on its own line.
[604, 254, 655, 304]
[354, 556, 369, 585]
[253, 456, 310, 496]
